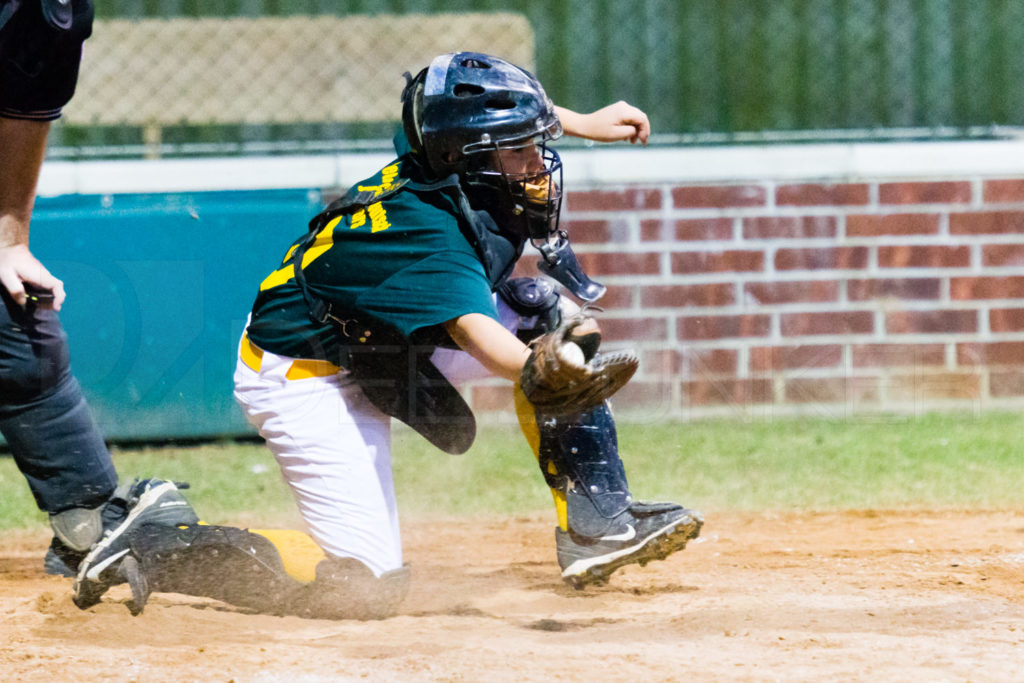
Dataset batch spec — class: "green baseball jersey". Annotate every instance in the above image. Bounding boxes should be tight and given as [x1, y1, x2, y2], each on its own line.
[247, 140, 517, 362]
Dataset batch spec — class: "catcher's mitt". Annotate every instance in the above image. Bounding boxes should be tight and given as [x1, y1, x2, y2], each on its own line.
[519, 312, 639, 415]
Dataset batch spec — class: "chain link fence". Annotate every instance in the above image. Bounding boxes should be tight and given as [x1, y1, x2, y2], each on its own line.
[58, 12, 533, 157]
[49, 0, 1024, 158]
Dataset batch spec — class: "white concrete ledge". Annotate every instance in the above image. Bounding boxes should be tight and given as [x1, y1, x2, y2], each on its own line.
[37, 138, 1024, 197]
[562, 139, 1024, 185]
[37, 154, 358, 197]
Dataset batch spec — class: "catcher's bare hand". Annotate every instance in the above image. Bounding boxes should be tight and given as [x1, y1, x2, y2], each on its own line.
[519, 313, 638, 415]
[555, 102, 651, 145]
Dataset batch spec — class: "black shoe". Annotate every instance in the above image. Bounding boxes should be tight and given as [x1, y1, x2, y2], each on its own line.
[44, 538, 84, 577]
[44, 479, 191, 578]
[556, 502, 702, 589]
[119, 555, 150, 616]
[72, 480, 198, 610]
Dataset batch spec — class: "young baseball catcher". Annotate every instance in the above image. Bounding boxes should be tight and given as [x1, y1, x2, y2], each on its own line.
[73, 52, 702, 619]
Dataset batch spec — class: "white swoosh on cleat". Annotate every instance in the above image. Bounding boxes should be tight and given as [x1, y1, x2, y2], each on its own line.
[599, 524, 636, 542]
[85, 548, 130, 581]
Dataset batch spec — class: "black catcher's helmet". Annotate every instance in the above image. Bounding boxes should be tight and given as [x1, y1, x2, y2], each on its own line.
[401, 52, 564, 241]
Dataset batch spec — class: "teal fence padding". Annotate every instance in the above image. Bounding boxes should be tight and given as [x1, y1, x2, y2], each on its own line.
[28, 189, 324, 442]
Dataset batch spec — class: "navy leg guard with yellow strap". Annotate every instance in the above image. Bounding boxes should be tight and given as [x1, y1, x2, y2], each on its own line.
[538, 402, 633, 536]
[119, 524, 410, 619]
[515, 392, 703, 588]
[531, 401, 636, 537]
[505, 277, 703, 586]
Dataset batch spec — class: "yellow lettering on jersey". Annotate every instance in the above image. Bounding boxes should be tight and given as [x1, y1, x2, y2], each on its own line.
[381, 162, 399, 187]
[368, 201, 390, 233]
[350, 201, 388, 233]
[258, 161, 400, 291]
[355, 163, 401, 199]
[347, 162, 399, 234]
[258, 216, 342, 291]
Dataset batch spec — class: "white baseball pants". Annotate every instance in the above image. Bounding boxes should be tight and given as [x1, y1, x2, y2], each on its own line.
[233, 301, 521, 576]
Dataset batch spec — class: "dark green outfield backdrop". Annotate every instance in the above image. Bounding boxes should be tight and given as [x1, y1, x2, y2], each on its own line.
[50, 0, 1024, 154]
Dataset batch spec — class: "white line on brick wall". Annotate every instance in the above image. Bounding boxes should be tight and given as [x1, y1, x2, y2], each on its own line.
[970, 178, 984, 207]
[669, 332, 1024, 349]
[944, 343, 957, 369]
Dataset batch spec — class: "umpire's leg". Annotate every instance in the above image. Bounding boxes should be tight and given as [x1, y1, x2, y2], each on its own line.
[0, 288, 118, 514]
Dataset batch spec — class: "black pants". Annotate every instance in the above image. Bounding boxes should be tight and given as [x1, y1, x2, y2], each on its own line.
[0, 290, 117, 513]
[0, 0, 113, 514]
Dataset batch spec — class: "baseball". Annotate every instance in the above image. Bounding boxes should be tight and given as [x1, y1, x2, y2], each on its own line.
[559, 341, 587, 366]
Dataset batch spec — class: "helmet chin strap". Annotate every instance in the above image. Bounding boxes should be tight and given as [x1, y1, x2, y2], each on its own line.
[533, 232, 607, 302]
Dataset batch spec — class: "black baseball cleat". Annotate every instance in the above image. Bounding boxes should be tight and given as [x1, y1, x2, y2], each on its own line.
[118, 555, 150, 616]
[556, 502, 702, 589]
[44, 538, 83, 577]
[72, 479, 198, 610]
[46, 478, 194, 578]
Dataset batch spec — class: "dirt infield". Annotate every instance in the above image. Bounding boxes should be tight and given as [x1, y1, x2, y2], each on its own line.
[3, 509, 1024, 682]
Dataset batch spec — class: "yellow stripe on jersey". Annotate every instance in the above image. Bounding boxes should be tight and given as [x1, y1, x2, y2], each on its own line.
[258, 216, 342, 291]
[301, 215, 343, 267]
[259, 263, 295, 291]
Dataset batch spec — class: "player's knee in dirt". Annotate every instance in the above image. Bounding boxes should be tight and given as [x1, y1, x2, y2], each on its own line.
[124, 523, 409, 620]
[304, 556, 411, 621]
[127, 524, 299, 614]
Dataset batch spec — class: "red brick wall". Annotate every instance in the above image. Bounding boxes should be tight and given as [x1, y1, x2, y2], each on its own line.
[470, 176, 1024, 420]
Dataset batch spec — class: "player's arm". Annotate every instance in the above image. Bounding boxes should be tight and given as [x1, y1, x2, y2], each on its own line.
[554, 102, 650, 145]
[0, 117, 66, 309]
[444, 313, 532, 382]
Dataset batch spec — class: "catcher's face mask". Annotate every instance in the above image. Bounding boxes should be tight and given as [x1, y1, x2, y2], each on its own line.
[463, 127, 564, 242]
[463, 127, 604, 302]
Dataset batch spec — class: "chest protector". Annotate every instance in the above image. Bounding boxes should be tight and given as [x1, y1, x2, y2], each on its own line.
[292, 160, 522, 455]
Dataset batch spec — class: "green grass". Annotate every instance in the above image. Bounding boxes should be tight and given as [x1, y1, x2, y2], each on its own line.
[4, 411, 1024, 532]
